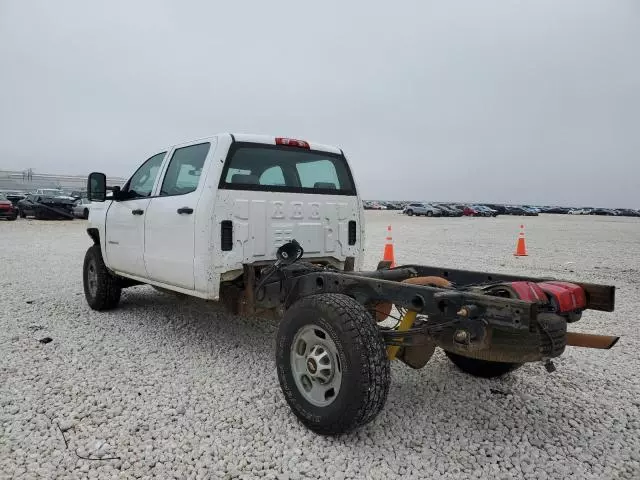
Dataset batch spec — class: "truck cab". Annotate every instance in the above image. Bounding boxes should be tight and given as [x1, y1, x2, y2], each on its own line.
[85, 134, 364, 309]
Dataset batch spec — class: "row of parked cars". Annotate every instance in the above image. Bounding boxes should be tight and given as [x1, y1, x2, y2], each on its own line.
[364, 200, 640, 218]
[0, 189, 92, 221]
[400, 203, 540, 217]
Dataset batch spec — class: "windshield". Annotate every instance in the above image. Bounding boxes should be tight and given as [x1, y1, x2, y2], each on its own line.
[219, 143, 356, 195]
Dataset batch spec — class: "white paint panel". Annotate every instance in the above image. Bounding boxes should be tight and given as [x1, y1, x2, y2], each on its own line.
[250, 200, 267, 257]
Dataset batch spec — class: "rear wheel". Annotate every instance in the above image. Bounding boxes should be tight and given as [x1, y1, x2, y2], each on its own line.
[83, 244, 122, 310]
[445, 351, 522, 378]
[276, 294, 390, 435]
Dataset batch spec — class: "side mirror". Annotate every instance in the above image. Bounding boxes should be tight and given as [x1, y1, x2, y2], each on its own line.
[276, 239, 304, 265]
[87, 172, 106, 202]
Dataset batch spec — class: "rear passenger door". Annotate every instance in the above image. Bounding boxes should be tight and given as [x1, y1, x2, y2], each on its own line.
[144, 141, 213, 289]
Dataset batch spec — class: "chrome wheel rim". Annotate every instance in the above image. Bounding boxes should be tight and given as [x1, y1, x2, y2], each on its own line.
[290, 325, 342, 407]
[87, 260, 98, 298]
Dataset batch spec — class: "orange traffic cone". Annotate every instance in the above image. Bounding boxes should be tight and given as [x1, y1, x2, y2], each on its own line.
[514, 224, 528, 256]
[383, 225, 396, 267]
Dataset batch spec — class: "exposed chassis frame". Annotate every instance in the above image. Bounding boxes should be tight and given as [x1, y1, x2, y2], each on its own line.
[252, 263, 615, 364]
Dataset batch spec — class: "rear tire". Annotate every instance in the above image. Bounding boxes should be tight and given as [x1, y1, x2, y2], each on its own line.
[445, 351, 522, 378]
[83, 244, 122, 311]
[276, 294, 390, 435]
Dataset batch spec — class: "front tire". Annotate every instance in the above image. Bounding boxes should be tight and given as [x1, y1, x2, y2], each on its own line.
[19, 209, 26, 218]
[276, 294, 390, 435]
[406, 209, 414, 216]
[445, 351, 522, 378]
[427, 211, 433, 217]
[83, 208, 89, 219]
[83, 245, 122, 311]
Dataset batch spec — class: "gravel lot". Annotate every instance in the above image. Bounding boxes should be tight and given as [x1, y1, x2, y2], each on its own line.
[1, 212, 639, 479]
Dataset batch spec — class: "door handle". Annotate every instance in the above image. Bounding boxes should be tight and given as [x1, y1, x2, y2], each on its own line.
[177, 207, 194, 214]
[131, 209, 144, 215]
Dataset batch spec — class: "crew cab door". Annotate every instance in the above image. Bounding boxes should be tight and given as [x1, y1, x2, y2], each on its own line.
[105, 152, 166, 277]
[143, 141, 213, 289]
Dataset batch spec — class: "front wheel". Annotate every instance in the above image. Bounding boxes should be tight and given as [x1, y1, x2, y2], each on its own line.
[19, 209, 26, 218]
[83, 208, 89, 219]
[426, 211, 433, 217]
[445, 351, 522, 378]
[83, 244, 122, 310]
[406, 209, 413, 216]
[276, 294, 390, 435]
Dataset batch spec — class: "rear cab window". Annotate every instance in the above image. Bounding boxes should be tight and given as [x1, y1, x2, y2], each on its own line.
[219, 143, 356, 195]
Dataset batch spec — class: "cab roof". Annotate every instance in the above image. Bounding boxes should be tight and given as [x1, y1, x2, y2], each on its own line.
[172, 133, 342, 156]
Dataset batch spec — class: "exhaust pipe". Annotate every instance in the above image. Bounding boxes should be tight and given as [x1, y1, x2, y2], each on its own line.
[566, 332, 620, 349]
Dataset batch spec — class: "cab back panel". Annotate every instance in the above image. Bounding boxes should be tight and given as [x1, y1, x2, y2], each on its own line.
[213, 190, 359, 268]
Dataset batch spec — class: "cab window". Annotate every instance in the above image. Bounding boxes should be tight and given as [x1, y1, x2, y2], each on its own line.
[160, 143, 210, 196]
[220, 143, 356, 195]
[123, 152, 166, 199]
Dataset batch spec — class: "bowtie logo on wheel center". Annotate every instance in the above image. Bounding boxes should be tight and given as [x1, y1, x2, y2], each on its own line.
[306, 358, 317, 374]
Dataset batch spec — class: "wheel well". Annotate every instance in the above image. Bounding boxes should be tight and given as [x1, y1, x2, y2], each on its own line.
[87, 228, 100, 245]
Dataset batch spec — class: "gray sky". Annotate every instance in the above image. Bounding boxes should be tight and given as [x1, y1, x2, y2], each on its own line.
[1, 0, 638, 207]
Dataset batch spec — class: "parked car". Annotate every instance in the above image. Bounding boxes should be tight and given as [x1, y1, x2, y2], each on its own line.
[1, 191, 26, 206]
[0, 193, 18, 220]
[463, 205, 479, 216]
[616, 208, 640, 217]
[545, 206, 571, 214]
[591, 208, 617, 216]
[568, 209, 585, 215]
[17, 194, 76, 219]
[403, 203, 442, 217]
[435, 204, 463, 217]
[70, 190, 87, 200]
[472, 205, 498, 217]
[520, 207, 539, 216]
[485, 204, 508, 215]
[382, 201, 403, 210]
[504, 206, 529, 216]
[73, 198, 92, 219]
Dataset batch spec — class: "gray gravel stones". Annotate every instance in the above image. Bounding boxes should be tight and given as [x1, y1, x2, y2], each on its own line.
[1, 213, 639, 479]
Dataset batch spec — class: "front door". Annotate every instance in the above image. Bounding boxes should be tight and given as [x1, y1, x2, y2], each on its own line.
[144, 141, 212, 289]
[104, 152, 166, 278]
[105, 198, 151, 277]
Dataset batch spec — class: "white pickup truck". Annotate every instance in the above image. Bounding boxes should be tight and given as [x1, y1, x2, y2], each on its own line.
[84, 133, 617, 435]
[85, 133, 364, 307]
